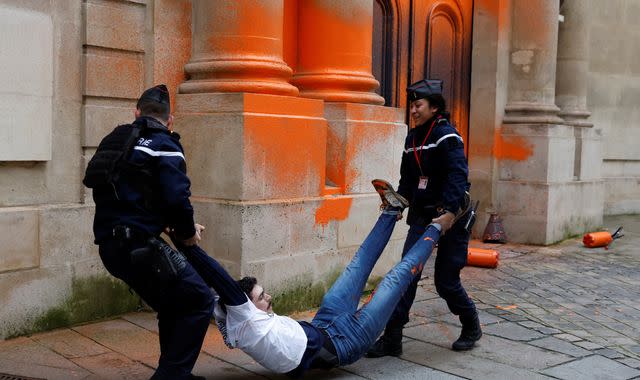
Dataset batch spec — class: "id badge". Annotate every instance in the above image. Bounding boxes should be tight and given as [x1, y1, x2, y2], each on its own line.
[418, 176, 428, 190]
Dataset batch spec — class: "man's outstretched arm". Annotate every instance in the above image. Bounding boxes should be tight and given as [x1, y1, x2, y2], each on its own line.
[176, 242, 248, 307]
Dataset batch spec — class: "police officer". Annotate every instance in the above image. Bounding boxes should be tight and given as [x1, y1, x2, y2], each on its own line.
[87, 85, 213, 379]
[367, 79, 481, 357]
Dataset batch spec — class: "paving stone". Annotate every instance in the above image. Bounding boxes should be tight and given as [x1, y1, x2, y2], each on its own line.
[71, 352, 154, 380]
[0, 358, 90, 380]
[31, 328, 111, 359]
[0, 336, 86, 371]
[563, 329, 593, 339]
[595, 348, 626, 359]
[404, 322, 460, 348]
[305, 368, 368, 379]
[618, 357, 640, 369]
[554, 333, 583, 342]
[405, 321, 571, 371]
[405, 314, 431, 328]
[541, 355, 640, 380]
[518, 321, 561, 335]
[200, 325, 267, 375]
[410, 298, 451, 318]
[72, 318, 160, 364]
[482, 322, 544, 342]
[629, 345, 640, 355]
[344, 356, 463, 379]
[574, 340, 604, 350]
[529, 336, 591, 357]
[121, 311, 159, 333]
[191, 352, 268, 379]
[401, 339, 553, 379]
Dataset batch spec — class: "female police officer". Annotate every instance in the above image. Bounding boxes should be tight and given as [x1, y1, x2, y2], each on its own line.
[367, 79, 481, 357]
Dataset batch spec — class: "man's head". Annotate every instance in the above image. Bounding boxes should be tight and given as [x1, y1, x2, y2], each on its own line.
[407, 79, 447, 126]
[237, 276, 273, 313]
[135, 84, 172, 126]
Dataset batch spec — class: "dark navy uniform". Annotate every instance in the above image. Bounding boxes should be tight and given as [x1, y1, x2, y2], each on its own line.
[388, 114, 476, 327]
[93, 114, 214, 379]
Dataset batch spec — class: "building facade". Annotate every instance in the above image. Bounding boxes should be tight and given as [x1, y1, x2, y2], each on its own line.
[0, 0, 638, 338]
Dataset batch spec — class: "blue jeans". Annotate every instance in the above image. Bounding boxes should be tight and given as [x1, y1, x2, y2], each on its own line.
[311, 213, 441, 365]
[387, 220, 476, 329]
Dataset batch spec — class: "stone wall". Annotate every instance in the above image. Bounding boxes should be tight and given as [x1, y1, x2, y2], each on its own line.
[587, 0, 640, 214]
[0, 0, 149, 339]
[0, 0, 407, 339]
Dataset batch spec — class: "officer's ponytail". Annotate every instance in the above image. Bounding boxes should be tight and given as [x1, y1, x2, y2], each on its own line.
[425, 94, 450, 120]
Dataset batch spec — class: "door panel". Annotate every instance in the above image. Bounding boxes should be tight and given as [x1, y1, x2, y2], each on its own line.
[410, 0, 472, 151]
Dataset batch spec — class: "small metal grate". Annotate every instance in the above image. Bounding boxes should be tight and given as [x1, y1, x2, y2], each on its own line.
[0, 373, 46, 380]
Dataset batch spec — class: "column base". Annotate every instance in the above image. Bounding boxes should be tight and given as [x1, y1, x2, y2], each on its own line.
[192, 194, 408, 291]
[497, 179, 604, 245]
[504, 102, 564, 124]
[323, 103, 406, 194]
[175, 92, 327, 200]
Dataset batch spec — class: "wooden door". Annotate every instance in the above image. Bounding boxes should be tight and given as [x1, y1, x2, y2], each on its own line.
[409, 0, 473, 148]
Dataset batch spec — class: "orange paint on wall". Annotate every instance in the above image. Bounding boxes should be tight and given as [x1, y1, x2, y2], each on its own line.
[204, 2, 282, 60]
[244, 110, 326, 197]
[326, 111, 397, 193]
[315, 197, 353, 226]
[494, 131, 534, 161]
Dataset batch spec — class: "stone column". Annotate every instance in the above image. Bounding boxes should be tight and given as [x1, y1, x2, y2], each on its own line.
[557, 0, 603, 227]
[503, 0, 563, 124]
[173, 0, 406, 293]
[556, 0, 591, 128]
[291, 1, 404, 194]
[178, 0, 298, 96]
[496, 0, 599, 244]
[556, 0, 601, 183]
[292, 0, 384, 105]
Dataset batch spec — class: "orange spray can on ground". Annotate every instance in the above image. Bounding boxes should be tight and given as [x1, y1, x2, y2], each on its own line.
[467, 248, 499, 268]
[583, 227, 624, 248]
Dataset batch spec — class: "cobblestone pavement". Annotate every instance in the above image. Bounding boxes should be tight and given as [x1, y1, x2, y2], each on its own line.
[1, 215, 639, 379]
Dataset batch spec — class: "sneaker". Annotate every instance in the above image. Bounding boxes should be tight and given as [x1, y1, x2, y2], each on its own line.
[372, 179, 409, 210]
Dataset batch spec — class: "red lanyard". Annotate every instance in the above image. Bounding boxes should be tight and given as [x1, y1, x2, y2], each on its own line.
[412, 116, 440, 174]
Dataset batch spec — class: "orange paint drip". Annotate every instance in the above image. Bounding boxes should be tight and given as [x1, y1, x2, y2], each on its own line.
[315, 197, 353, 226]
[494, 131, 533, 161]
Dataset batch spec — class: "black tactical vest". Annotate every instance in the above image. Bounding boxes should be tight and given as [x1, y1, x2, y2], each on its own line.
[83, 124, 151, 200]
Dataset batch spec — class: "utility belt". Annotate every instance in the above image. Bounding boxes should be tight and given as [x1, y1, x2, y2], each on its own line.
[412, 192, 478, 234]
[112, 225, 187, 283]
[312, 329, 339, 368]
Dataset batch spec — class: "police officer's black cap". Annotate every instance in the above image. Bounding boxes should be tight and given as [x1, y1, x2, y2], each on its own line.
[137, 84, 170, 106]
[407, 79, 443, 101]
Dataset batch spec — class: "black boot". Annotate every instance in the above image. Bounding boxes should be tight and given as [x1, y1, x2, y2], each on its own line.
[452, 313, 482, 351]
[365, 325, 403, 358]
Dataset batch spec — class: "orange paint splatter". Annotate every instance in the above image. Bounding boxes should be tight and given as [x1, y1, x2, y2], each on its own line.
[245, 109, 326, 197]
[494, 131, 533, 161]
[326, 105, 398, 193]
[315, 197, 353, 226]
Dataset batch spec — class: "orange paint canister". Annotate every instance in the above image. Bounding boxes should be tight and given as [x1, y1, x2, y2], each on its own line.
[467, 248, 499, 268]
[582, 232, 613, 248]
